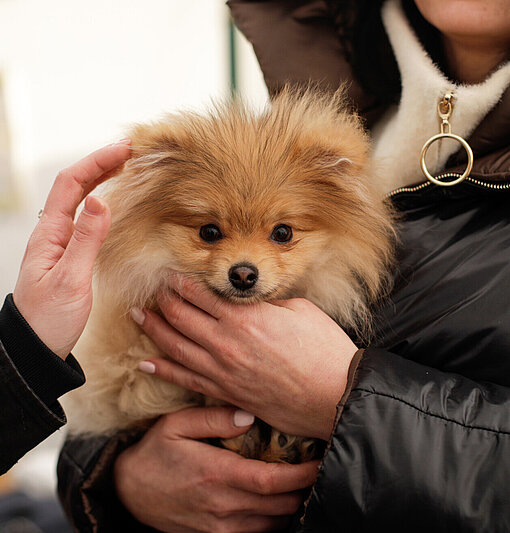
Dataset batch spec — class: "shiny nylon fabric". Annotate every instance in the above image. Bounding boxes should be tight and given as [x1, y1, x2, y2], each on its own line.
[299, 185, 510, 532]
[376, 187, 510, 383]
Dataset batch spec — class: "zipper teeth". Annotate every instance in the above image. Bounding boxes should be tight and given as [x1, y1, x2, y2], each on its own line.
[463, 176, 510, 190]
[387, 173, 510, 198]
[386, 181, 431, 198]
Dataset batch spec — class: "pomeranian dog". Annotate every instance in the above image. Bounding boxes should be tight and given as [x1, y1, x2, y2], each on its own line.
[64, 87, 395, 463]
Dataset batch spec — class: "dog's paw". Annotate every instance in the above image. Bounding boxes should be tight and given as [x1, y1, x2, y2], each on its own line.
[221, 423, 265, 458]
[260, 430, 319, 464]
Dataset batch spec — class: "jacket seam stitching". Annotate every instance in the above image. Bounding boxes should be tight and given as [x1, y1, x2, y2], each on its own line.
[0, 341, 66, 432]
[354, 387, 510, 436]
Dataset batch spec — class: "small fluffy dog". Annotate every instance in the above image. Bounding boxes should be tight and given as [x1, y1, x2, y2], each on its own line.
[64, 88, 394, 463]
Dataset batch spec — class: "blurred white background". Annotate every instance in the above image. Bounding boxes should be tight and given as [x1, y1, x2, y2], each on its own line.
[0, 0, 267, 499]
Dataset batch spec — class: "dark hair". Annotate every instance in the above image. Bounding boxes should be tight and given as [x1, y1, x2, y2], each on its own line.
[325, 0, 444, 104]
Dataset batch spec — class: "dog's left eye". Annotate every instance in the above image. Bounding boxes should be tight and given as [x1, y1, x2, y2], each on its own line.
[271, 224, 293, 243]
[200, 224, 223, 243]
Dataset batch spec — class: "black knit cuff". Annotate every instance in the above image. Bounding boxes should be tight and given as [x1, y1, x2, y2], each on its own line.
[0, 294, 85, 407]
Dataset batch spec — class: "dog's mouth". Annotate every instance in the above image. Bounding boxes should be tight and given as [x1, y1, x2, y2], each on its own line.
[207, 284, 279, 303]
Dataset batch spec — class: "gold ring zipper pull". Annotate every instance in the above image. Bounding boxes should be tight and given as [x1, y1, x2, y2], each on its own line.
[438, 92, 453, 134]
[420, 92, 474, 187]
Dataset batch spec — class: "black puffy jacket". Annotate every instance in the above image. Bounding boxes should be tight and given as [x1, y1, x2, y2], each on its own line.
[0, 295, 85, 475]
[58, 2, 510, 532]
[299, 185, 510, 532]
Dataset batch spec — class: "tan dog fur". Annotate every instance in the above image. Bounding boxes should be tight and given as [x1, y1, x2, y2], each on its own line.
[63, 88, 395, 462]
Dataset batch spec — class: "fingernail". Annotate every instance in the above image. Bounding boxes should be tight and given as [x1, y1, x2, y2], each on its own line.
[116, 137, 132, 145]
[84, 195, 104, 215]
[138, 361, 156, 374]
[233, 410, 255, 427]
[131, 307, 146, 325]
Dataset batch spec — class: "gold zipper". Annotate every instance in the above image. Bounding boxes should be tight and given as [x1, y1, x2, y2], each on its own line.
[387, 174, 510, 199]
[386, 181, 432, 199]
[462, 176, 510, 190]
[386, 92, 510, 199]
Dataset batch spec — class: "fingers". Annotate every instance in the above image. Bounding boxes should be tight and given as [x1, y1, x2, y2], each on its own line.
[159, 408, 319, 494]
[170, 273, 231, 320]
[160, 407, 255, 440]
[141, 357, 224, 399]
[270, 297, 311, 312]
[154, 292, 219, 351]
[227, 459, 320, 495]
[42, 140, 131, 221]
[223, 489, 304, 517]
[58, 195, 111, 277]
[136, 308, 216, 372]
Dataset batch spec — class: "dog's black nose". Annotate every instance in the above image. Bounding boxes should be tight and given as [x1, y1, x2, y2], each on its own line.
[229, 263, 258, 291]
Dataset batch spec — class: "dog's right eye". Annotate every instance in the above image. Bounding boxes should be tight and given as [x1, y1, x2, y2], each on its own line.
[271, 224, 293, 243]
[200, 224, 223, 243]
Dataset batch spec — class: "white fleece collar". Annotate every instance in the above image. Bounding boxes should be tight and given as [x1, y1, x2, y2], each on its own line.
[372, 0, 510, 192]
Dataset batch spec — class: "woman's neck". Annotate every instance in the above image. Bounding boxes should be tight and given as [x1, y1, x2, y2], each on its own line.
[443, 35, 510, 84]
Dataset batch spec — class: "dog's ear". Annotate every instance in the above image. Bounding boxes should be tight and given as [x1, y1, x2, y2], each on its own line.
[130, 120, 182, 152]
[124, 119, 186, 172]
[272, 84, 371, 176]
[298, 136, 371, 185]
[313, 150, 354, 171]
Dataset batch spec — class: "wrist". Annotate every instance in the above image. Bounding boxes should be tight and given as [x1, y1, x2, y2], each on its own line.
[12, 291, 65, 359]
[113, 450, 128, 506]
[0, 294, 85, 404]
[12, 289, 88, 359]
[113, 443, 138, 500]
[315, 345, 359, 441]
[113, 442, 145, 520]
[322, 348, 366, 441]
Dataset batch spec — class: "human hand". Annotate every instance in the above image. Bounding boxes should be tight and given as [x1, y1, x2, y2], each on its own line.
[13, 140, 132, 359]
[133, 274, 358, 441]
[114, 407, 319, 533]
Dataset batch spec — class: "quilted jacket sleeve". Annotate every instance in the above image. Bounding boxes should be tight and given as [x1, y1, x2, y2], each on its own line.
[0, 339, 67, 474]
[0, 294, 85, 474]
[57, 432, 153, 533]
[299, 347, 510, 533]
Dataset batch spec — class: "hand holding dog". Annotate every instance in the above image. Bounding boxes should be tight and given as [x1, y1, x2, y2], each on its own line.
[134, 274, 358, 441]
[13, 141, 131, 359]
[115, 407, 319, 532]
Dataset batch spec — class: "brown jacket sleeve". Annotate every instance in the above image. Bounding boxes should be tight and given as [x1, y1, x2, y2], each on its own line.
[227, 0, 371, 106]
[57, 432, 154, 533]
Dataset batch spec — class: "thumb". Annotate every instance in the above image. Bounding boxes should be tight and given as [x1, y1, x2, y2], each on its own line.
[161, 407, 255, 440]
[60, 195, 111, 276]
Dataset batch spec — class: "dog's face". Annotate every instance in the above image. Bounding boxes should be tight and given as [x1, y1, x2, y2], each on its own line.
[97, 90, 393, 318]
[139, 160, 337, 303]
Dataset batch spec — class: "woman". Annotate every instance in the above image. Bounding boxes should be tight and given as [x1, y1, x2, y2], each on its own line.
[0, 141, 131, 474]
[58, 0, 510, 531]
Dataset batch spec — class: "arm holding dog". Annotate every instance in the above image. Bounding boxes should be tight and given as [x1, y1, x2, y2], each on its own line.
[301, 347, 510, 531]
[58, 407, 319, 533]
[115, 407, 319, 533]
[13, 140, 131, 359]
[0, 141, 131, 473]
[138, 272, 510, 530]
